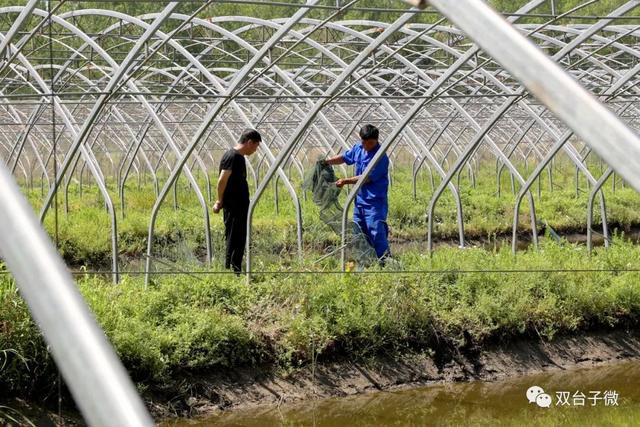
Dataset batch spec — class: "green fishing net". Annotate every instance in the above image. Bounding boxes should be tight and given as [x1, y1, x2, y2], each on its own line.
[303, 160, 377, 266]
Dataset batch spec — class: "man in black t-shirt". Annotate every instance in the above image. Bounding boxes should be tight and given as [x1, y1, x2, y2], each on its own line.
[213, 129, 261, 273]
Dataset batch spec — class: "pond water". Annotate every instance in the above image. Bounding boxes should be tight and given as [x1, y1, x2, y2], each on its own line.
[164, 360, 640, 426]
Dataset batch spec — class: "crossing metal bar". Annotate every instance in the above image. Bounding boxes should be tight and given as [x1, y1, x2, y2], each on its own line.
[0, 162, 153, 427]
[421, 0, 640, 193]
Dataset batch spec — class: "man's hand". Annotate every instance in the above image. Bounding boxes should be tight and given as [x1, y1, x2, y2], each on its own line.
[213, 200, 222, 214]
[335, 178, 346, 188]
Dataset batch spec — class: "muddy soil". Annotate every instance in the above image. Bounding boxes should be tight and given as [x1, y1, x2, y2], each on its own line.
[151, 328, 640, 420]
[5, 328, 639, 425]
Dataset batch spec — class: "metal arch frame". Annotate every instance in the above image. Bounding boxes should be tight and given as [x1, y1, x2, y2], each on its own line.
[359, 70, 476, 198]
[212, 16, 367, 155]
[332, 0, 638, 260]
[504, 30, 638, 237]
[41, 67, 135, 213]
[0, 1, 638, 282]
[0, 24, 125, 282]
[275, 18, 478, 249]
[332, 23, 512, 212]
[232, 16, 448, 242]
[2, 94, 40, 177]
[317, 12, 543, 260]
[0, 5, 157, 425]
[246, 8, 421, 278]
[144, 2, 322, 285]
[48, 7, 217, 276]
[0, 161, 154, 426]
[508, 2, 640, 252]
[404, 2, 637, 247]
[0, 6, 182, 280]
[129, 11, 354, 272]
[432, 5, 640, 189]
[117, 12, 428, 270]
[89, 11, 320, 237]
[228, 16, 444, 169]
[390, 3, 639, 253]
[51, 15, 212, 199]
[36, 4, 179, 283]
[0, 0, 38, 60]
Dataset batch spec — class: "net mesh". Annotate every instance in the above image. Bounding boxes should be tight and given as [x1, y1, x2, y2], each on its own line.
[303, 160, 377, 266]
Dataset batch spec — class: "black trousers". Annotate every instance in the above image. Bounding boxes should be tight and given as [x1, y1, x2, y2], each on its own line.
[223, 204, 248, 273]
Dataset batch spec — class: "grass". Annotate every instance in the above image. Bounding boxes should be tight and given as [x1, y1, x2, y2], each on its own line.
[2, 237, 640, 399]
[18, 162, 640, 269]
[0, 405, 36, 427]
[3, 162, 640, 406]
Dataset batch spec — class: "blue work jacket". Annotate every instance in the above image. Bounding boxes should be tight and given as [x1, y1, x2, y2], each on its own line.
[342, 143, 389, 208]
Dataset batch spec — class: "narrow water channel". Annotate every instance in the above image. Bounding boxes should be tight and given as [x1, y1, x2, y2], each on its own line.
[164, 360, 640, 426]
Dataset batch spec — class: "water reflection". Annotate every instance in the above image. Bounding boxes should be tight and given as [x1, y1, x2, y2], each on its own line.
[165, 361, 640, 427]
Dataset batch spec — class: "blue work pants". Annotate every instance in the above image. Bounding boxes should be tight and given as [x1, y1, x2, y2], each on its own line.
[353, 202, 389, 259]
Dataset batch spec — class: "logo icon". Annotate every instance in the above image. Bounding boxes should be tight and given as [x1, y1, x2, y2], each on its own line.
[536, 393, 552, 408]
[526, 386, 551, 408]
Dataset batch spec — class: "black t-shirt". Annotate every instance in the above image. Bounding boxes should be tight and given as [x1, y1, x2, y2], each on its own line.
[219, 149, 249, 208]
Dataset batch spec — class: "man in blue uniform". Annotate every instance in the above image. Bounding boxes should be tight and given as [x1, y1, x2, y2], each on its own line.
[323, 124, 390, 261]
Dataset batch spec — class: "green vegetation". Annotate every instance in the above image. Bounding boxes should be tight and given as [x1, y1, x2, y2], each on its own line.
[2, 237, 640, 399]
[0, 0, 635, 69]
[0, 405, 35, 427]
[22, 163, 640, 269]
[0, 0, 638, 419]
[5, 161, 640, 412]
[12, 1, 633, 23]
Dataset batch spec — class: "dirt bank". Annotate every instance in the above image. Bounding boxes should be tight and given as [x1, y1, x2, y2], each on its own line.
[152, 327, 640, 419]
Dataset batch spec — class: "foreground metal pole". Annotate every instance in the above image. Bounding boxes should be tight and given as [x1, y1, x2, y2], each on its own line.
[0, 164, 153, 426]
[0, 0, 38, 59]
[422, 0, 640, 193]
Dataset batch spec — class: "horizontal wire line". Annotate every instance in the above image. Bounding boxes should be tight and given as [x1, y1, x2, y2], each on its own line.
[0, 268, 636, 276]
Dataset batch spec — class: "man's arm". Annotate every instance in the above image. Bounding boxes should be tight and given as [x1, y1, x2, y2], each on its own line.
[213, 169, 232, 213]
[338, 155, 388, 188]
[336, 175, 374, 188]
[324, 154, 352, 186]
[323, 154, 345, 166]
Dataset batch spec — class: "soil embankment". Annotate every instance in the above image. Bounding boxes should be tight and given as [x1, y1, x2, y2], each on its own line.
[152, 328, 640, 419]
